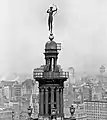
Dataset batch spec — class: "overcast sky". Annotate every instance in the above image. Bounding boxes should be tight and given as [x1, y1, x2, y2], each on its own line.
[0, 0, 107, 77]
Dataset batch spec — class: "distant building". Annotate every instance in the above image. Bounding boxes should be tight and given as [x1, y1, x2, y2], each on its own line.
[32, 81, 39, 95]
[63, 82, 69, 108]
[92, 85, 102, 101]
[73, 86, 83, 104]
[73, 82, 92, 105]
[0, 109, 13, 120]
[21, 79, 34, 106]
[63, 82, 72, 118]
[0, 84, 3, 105]
[3, 86, 10, 99]
[84, 101, 107, 120]
[102, 90, 107, 101]
[21, 79, 33, 95]
[82, 85, 92, 102]
[0, 85, 3, 98]
[12, 102, 20, 112]
[33, 101, 39, 118]
[1, 80, 18, 86]
[13, 84, 22, 101]
[74, 103, 87, 120]
[1, 80, 19, 100]
[64, 107, 71, 118]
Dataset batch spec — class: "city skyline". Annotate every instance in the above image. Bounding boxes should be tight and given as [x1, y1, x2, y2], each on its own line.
[0, 0, 107, 76]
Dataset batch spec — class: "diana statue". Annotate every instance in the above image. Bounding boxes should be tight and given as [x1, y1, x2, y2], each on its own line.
[47, 4, 58, 34]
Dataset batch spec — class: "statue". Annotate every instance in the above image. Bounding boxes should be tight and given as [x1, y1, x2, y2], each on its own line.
[47, 4, 57, 34]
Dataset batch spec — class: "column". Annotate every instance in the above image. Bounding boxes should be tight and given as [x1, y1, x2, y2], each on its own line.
[51, 87, 54, 108]
[41, 88, 44, 115]
[60, 87, 63, 115]
[56, 87, 59, 114]
[45, 87, 48, 115]
[39, 88, 41, 114]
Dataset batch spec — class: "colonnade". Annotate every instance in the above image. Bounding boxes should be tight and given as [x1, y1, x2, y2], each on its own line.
[39, 86, 64, 117]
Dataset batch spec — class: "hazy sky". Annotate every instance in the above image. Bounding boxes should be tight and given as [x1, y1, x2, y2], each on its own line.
[0, 0, 107, 76]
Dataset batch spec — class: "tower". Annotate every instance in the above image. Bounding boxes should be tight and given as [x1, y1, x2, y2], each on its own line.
[33, 33, 69, 120]
[33, 5, 69, 120]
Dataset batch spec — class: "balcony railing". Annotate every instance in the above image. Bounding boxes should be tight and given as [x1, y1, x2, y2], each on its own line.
[33, 71, 69, 79]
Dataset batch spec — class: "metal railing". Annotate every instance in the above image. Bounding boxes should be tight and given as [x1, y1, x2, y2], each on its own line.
[33, 71, 69, 79]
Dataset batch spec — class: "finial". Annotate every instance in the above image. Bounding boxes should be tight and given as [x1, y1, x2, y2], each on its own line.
[49, 33, 54, 41]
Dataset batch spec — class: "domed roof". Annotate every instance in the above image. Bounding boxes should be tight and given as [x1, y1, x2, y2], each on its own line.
[45, 40, 57, 50]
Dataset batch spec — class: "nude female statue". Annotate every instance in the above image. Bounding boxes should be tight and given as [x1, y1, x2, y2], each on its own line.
[47, 5, 57, 33]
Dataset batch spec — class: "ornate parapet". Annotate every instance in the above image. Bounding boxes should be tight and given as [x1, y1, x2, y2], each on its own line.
[33, 71, 69, 79]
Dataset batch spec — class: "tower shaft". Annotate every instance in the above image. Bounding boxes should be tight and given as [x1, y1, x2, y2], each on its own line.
[33, 22, 68, 120]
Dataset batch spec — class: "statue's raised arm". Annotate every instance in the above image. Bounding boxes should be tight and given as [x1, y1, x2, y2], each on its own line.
[47, 5, 58, 34]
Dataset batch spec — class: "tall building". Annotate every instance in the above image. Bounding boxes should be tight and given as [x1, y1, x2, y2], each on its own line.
[68, 67, 75, 84]
[84, 101, 107, 120]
